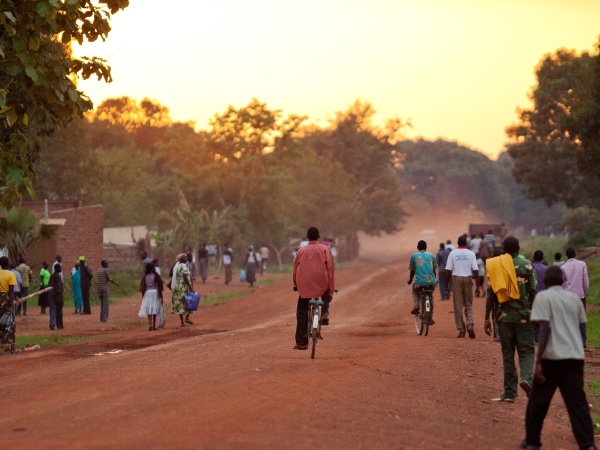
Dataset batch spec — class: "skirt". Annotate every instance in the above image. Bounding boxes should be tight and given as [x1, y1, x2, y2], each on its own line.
[138, 289, 161, 316]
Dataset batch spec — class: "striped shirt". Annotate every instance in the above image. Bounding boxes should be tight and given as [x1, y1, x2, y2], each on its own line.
[97, 267, 111, 293]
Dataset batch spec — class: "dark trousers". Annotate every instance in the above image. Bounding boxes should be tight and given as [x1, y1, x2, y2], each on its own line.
[580, 297, 587, 345]
[99, 288, 109, 322]
[56, 302, 63, 329]
[525, 359, 594, 450]
[16, 287, 28, 314]
[498, 321, 535, 398]
[438, 272, 447, 300]
[295, 293, 331, 346]
[82, 287, 91, 314]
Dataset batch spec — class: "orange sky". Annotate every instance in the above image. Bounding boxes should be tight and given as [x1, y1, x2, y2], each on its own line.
[75, 0, 600, 158]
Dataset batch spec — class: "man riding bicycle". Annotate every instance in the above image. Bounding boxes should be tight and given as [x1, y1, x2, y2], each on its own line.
[292, 226, 335, 350]
[407, 240, 438, 325]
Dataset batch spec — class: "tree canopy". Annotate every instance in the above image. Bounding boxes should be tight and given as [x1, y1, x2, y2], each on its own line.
[506, 37, 600, 208]
[0, 0, 129, 208]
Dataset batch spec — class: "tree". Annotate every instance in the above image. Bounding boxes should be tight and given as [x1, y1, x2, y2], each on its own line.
[0, 0, 129, 209]
[207, 98, 307, 160]
[506, 38, 600, 208]
[0, 208, 55, 265]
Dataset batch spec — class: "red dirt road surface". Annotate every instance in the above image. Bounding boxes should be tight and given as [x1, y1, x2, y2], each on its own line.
[1, 263, 595, 449]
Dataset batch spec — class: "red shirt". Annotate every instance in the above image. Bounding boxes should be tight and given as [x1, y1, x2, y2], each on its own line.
[293, 241, 335, 298]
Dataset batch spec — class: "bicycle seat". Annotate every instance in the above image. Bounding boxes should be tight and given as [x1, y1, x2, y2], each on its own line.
[414, 285, 435, 294]
[309, 300, 326, 306]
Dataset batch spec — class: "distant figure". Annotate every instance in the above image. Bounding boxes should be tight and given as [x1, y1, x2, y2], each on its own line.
[259, 245, 270, 274]
[97, 260, 116, 323]
[436, 243, 450, 300]
[245, 245, 259, 288]
[445, 235, 478, 338]
[38, 261, 51, 315]
[140, 251, 152, 271]
[475, 253, 486, 297]
[499, 223, 508, 240]
[198, 244, 208, 283]
[484, 230, 495, 253]
[9, 264, 21, 315]
[553, 252, 564, 267]
[186, 251, 195, 281]
[139, 263, 164, 331]
[222, 244, 233, 285]
[79, 256, 93, 315]
[479, 232, 490, 263]
[152, 258, 161, 276]
[49, 265, 64, 330]
[445, 239, 456, 252]
[407, 240, 437, 325]
[71, 262, 83, 314]
[172, 253, 194, 327]
[16, 258, 32, 316]
[532, 250, 548, 292]
[469, 234, 482, 255]
[52, 254, 63, 281]
[522, 266, 595, 450]
[561, 248, 589, 347]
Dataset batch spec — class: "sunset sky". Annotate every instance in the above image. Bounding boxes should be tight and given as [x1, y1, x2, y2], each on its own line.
[76, 0, 600, 158]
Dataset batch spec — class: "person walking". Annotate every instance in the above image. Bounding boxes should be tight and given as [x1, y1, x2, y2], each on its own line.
[521, 266, 596, 450]
[139, 263, 164, 331]
[16, 258, 32, 316]
[553, 252, 564, 267]
[222, 244, 233, 285]
[49, 265, 64, 330]
[561, 247, 589, 348]
[172, 254, 194, 327]
[0, 256, 18, 354]
[436, 243, 450, 300]
[9, 264, 21, 315]
[97, 260, 117, 323]
[79, 256, 93, 315]
[408, 240, 437, 325]
[445, 235, 479, 338]
[52, 254, 63, 281]
[292, 227, 335, 350]
[485, 236, 537, 403]
[197, 244, 208, 283]
[259, 245, 270, 274]
[38, 261, 50, 315]
[475, 253, 486, 297]
[71, 262, 83, 314]
[245, 245, 259, 288]
[532, 250, 548, 293]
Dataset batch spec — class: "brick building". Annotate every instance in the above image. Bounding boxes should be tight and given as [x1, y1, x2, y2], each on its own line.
[22, 202, 105, 272]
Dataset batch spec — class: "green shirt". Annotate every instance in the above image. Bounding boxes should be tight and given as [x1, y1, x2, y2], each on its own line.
[40, 268, 50, 286]
[494, 256, 537, 323]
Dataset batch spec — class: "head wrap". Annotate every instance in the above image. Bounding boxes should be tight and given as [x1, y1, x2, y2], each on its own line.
[177, 253, 186, 261]
[78, 256, 85, 261]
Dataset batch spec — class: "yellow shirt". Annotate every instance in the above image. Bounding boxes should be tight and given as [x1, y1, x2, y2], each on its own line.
[0, 269, 17, 293]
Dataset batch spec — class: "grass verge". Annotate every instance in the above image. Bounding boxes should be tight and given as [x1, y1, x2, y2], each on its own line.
[15, 334, 100, 350]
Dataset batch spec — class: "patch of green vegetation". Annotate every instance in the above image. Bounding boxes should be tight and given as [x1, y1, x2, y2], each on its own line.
[257, 277, 277, 286]
[15, 334, 100, 349]
[586, 312, 600, 348]
[201, 291, 249, 306]
[586, 258, 600, 308]
[519, 235, 568, 262]
[585, 378, 600, 424]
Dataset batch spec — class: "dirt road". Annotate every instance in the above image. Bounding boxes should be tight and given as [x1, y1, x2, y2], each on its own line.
[0, 264, 591, 449]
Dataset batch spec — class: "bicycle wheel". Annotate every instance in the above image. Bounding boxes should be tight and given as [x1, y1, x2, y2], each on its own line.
[421, 296, 429, 336]
[310, 334, 317, 359]
[414, 306, 423, 335]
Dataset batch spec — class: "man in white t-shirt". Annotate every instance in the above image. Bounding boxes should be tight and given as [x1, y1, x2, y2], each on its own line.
[521, 266, 595, 450]
[445, 235, 479, 338]
[469, 235, 481, 254]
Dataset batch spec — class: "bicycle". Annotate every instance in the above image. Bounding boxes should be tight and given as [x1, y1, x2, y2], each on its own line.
[307, 299, 325, 359]
[412, 285, 434, 336]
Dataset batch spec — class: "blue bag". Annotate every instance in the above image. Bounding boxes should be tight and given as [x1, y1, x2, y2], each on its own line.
[240, 269, 246, 283]
[184, 292, 201, 311]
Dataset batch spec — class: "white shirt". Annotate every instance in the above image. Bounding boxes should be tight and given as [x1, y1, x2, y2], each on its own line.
[469, 237, 481, 254]
[445, 247, 478, 277]
[530, 286, 586, 360]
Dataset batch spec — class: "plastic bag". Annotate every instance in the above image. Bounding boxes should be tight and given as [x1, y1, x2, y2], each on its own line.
[240, 269, 246, 283]
[184, 292, 201, 311]
[155, 304, 167, 328]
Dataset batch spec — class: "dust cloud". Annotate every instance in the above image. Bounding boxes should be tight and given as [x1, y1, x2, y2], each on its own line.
[358, 206, 498, 263]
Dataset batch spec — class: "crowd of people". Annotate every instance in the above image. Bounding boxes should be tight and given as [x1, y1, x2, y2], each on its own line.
[409, 231, 595, 450]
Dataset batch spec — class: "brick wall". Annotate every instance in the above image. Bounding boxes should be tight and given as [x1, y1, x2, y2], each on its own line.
[25, 204, 105, 273]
